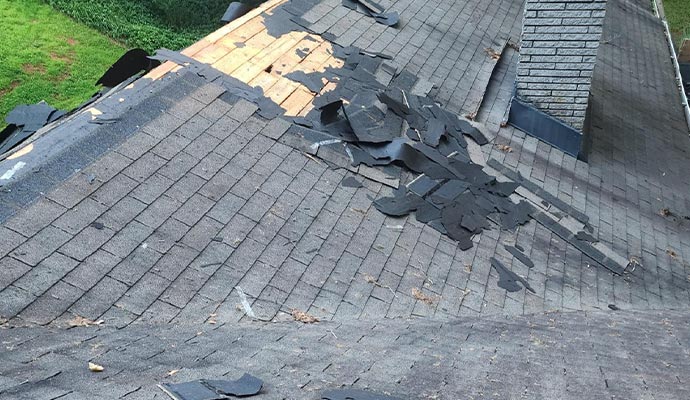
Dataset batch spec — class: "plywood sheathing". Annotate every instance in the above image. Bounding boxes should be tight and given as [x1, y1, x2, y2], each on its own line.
[146, 0, 343, 117]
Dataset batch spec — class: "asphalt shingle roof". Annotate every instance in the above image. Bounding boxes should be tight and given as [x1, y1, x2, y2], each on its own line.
[1, 0, 690, 398]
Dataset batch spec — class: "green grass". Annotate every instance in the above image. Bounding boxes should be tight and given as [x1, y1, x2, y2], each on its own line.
[0, 0, 124, 125]
[664, 0, 690, 47]
[47, 0, 227, 53]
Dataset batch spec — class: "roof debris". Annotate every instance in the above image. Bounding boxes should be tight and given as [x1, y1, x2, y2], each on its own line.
[88, 362, 104, 372]
[490, 257, 535, 293]
[322, 388, 403, 400]
[0, 102, 65, 155]
[67, 316, 104, 328]
[495, 143, 513, 152]
[412, 288, 437, 305]
[291, 309, 319, 323]
[159, 373, 263, 400]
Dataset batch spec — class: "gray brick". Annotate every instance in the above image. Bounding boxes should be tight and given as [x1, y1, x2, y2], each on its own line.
[206, 115, 241, 140]
[239, 190, 275, 222]
[159, 267, 211, 308]
[191, 83, 226, 105]
[198, 99, 233, 123]
[191, 151, 229, 180]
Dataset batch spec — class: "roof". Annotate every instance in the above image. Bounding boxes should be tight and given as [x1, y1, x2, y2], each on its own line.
[3, 310, 690, 399]
[1, 0, 690, 398]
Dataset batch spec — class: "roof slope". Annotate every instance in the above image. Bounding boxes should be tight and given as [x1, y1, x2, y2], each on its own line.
[0, 0, 690, 398]
[2, 310, 690, 399]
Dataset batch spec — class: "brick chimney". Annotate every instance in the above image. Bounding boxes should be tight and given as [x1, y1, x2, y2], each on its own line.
[510, 0, 607, 157]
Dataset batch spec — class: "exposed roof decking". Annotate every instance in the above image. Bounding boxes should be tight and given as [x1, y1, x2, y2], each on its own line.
[149, 0, 342, 118]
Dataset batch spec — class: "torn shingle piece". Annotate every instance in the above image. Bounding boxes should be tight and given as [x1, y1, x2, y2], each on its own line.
[504, 245, 535, 268]
[498, 200, 533, 230]
[406, 175, 440, 196]
[285, 70, 326, 94]
[322, 388, 404, 400]
[575, 230, 598, 243]
[422, 118, 445, 147]
[414, 200, 441, 223]
[341, 176, 364, 188]
[158, 381, 223, 400]
[428, 180, 469, 205]
[221, 2, 255, 23]
[378, 88, 410, 116]
[373, 187, 424, 217]
[204, 373, 263, 397]
[96, 48, 160, 88]
[490, 257, 535, 293]
[159, 374, 262, 400]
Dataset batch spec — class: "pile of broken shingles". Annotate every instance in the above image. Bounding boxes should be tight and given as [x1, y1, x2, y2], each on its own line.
[283, 47, 535, 251]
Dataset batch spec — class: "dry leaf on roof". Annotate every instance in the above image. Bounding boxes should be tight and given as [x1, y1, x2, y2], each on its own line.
[412, 288, 437, 305]
[484, 47, 501, 60]
[68, 316, 104, 327]
[88, 362, 104, 372]
[291, 309, 319, 323]
[667, 248, 678, 259]
[495, 144, 513, 153]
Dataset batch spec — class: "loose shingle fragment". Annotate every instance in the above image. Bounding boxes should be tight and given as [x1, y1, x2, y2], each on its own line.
[490, 257, 535, 293]
[159, 373, 263, 400]
[322, 388, 403, 400]
[504, 245, 534, 268]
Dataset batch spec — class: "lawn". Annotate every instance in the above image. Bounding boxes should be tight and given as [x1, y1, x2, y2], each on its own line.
[0, 0, 229, 127]
[47, 0, 228, 53]
[664, 0, 690, 47]
[0, 0, 124, 125]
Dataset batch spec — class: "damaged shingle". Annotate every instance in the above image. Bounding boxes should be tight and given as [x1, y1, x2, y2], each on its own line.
[491, 257, 535, 293]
